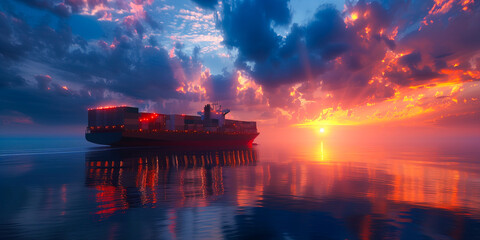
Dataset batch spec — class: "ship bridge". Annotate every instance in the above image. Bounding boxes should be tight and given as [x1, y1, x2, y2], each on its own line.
[197, 103, 230, 128]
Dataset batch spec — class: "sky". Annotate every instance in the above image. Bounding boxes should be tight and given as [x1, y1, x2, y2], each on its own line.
[0, 0, 479, 136]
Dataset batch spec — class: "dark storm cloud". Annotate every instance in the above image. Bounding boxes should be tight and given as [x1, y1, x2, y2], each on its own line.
[0, 67, 26, 88]
[0, 87, 97, 125]
[397, 2, 480, 65]
[0, 4, 202, 125]
[144, 12, 161, 30]
[0, 72, 104, 125]
[202, 69, 266, 110]
[34, 74, 51, 90]
[174, 42, 202, 81]
[191, 0, 218, 10]
[57, 26, 185, 101]
[13, 0, 156, 21]
[304, 7, 348, 50]
[399, 51, 422, 67]
[204, 71, 236, 102]
[0, 10, 29, 89]
[14, 0, 120, 18]
[220, 0, 290, 61]
[381, 2, 480, 86]
[16, 0, 72, 17]
[385, 51, 442, 86]
[98, 43, 179, 100]
[0, 10, 31, 60]
[246, 6, 353, 89]
[217, 0, 480, 111]
[221, 2, 394, 96]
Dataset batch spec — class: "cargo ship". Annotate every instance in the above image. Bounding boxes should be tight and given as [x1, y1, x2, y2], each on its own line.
[85, 104, 259, 147]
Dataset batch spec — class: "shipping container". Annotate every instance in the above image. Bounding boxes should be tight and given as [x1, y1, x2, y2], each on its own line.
[87, 107, 139, 129]
[167, 114, 185, 130]
[139, 113, 166, 130]
[87, 106, 257, 133]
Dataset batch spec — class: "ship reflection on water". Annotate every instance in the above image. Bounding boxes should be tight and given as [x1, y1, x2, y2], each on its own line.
[85, 148, 257, 217]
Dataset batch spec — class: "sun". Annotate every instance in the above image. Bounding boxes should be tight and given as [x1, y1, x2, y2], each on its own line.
[319, 128, 325, 133]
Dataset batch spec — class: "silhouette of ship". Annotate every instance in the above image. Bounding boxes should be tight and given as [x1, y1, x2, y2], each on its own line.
[85, 103, 259, 147]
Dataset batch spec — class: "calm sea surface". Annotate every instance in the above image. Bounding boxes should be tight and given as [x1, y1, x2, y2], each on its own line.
[1, 137, 480, 239]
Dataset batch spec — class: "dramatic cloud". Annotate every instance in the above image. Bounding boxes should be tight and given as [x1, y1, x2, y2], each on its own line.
[0, 1, 204, 126]
[216, 0, 480, 125]
[0, 0, 479, 131]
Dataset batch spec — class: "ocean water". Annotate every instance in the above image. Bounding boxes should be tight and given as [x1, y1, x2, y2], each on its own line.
[1, 137, 480, 239]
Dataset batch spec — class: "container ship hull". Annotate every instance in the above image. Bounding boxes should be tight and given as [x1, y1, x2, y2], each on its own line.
[86, 130, 259, 147]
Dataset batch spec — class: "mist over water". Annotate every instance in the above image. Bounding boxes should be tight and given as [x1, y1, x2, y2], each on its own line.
[1, 137, 480, 239]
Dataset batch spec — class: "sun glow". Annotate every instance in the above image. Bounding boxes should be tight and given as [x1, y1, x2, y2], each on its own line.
[294, 80, 480, 130]
[319, 128, 325, 133]
[351, 12, 358, 21]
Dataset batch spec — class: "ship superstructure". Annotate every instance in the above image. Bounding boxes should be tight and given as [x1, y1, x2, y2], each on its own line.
[85, 104, 259, 146]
